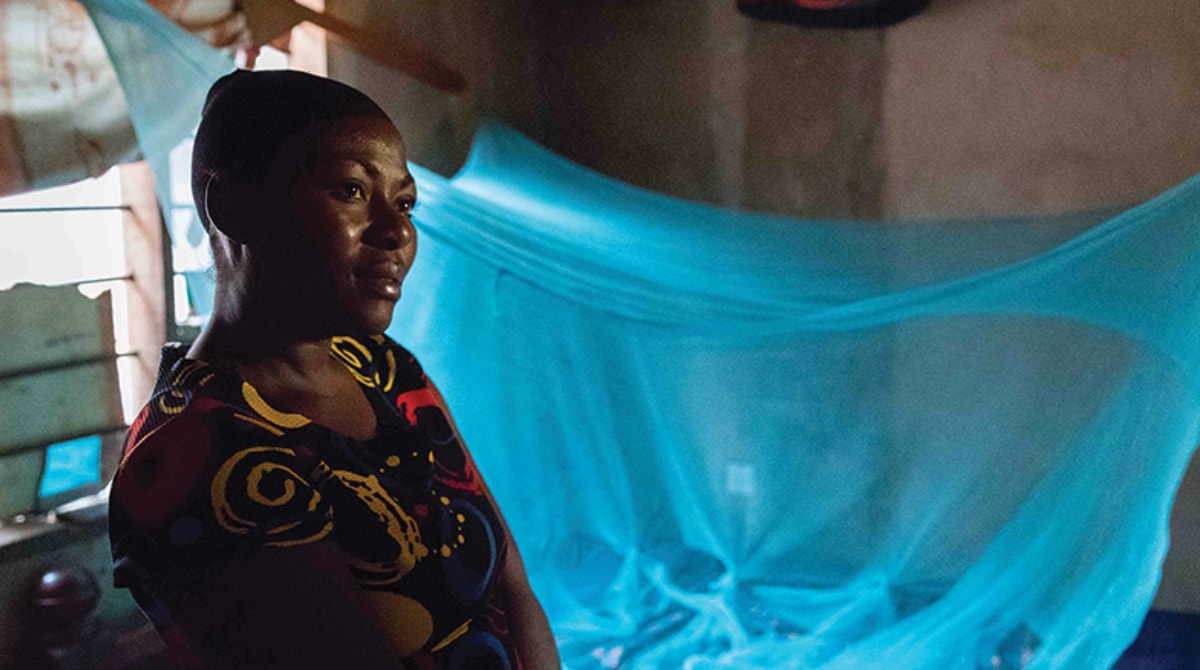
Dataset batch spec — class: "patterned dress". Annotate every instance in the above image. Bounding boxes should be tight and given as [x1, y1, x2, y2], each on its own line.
[108, 336, 521, 669]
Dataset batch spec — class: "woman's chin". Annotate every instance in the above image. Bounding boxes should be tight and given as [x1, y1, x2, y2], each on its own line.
[348, 303, 396, 337]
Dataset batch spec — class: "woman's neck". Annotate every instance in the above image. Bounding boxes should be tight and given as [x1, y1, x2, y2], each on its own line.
[189, 311, 380, 441]
[187, 307, 343, 394]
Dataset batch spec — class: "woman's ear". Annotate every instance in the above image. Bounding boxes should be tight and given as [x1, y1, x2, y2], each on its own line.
[204, 174, 268, 245]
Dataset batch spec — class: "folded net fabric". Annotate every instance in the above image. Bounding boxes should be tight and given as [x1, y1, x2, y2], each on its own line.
[85, 2, 1200, 665]
[387, 125, 1200, 669]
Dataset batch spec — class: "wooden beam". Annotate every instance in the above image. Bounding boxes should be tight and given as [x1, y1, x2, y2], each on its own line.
[118, 162, 166, 419]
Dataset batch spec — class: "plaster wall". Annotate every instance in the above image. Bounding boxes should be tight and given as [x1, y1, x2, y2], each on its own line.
[328, 0, 885, 218]
[880, 0, 1200, 613]
[882, 0, 1200, 219]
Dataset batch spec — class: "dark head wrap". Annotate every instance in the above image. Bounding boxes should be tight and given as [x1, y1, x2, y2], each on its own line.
[192, 69, 388, 229]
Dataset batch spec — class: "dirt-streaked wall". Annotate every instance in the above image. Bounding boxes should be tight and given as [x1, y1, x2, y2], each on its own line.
[882, 0, 1200, 219]
[329, 0, 886, 219]
[880, 0, 1200, 612]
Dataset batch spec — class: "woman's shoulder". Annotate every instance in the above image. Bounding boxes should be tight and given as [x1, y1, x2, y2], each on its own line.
[110, 358, 329, 556]
[117, 357, 312, 479]
[114, 361, 241, 507]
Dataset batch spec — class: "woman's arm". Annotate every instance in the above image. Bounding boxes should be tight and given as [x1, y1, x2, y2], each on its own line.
[497, 527, 563, 669]
[426, 381, 562, 669]
[157, 537, 411, 669]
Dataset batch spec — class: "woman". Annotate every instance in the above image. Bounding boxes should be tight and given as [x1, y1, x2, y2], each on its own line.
[108, 69, 560, 669]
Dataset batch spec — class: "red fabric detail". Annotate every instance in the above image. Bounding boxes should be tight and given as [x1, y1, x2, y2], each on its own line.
[395, 387, 439, 425]
[113, 397, 229, 530]
[793, 0, 859, 7]
[433, 446, 485, 496]
[123, 405, 152, 458]
[741, 0, 860, 7]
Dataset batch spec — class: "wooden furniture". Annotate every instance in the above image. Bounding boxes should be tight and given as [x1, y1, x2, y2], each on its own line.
[15, 565, 101, 670]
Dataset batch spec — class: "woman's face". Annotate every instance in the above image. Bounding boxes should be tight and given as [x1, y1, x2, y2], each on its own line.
[277, 113, 418, 336]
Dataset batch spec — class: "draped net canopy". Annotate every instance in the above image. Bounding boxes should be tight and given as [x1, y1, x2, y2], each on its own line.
[386, 127, 1200, 670]
[84, 0, 1200, 667]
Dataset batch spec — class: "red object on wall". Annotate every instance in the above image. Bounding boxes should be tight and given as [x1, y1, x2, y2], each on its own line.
[737, 0, 932, 28]
[794, 0, 860, 8]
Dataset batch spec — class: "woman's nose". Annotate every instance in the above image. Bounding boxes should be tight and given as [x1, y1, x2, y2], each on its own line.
[368, 201, 416, 251]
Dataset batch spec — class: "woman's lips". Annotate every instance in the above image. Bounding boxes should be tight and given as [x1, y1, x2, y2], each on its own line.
[357, 274, 402, 299]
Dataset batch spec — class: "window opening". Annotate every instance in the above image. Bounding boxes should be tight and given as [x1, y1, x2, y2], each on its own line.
[0, 17, 327, 522]
[0, 168, 142, 519]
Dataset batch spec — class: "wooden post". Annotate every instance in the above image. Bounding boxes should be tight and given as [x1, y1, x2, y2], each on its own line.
[117, 162, 167, 417]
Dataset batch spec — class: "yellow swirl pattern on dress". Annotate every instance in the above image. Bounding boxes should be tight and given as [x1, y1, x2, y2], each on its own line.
[330, 469, 429, 584]
[241, 382, 311, 429]
[157, 362, 206, 414]
[157, 388, 187, 415]
[361, 591, 434, 656]
[211, 446, 332, 548]
[331, 336, 377, 387]
[233, 412, 285, 437]
[383, 348, 397, 392]
[172, 360, 207, 388]
[430, 619, 473, 652]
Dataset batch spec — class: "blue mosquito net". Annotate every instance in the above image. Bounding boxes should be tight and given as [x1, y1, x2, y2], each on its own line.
[85, 1, 1200, 668]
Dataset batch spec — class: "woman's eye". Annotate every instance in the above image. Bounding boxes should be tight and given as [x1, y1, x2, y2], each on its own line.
[336, 183, 366, 201]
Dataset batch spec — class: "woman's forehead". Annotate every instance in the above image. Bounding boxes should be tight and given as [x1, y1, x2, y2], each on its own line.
[290, 116, 413, 189]
[314, 115, 405, 157]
